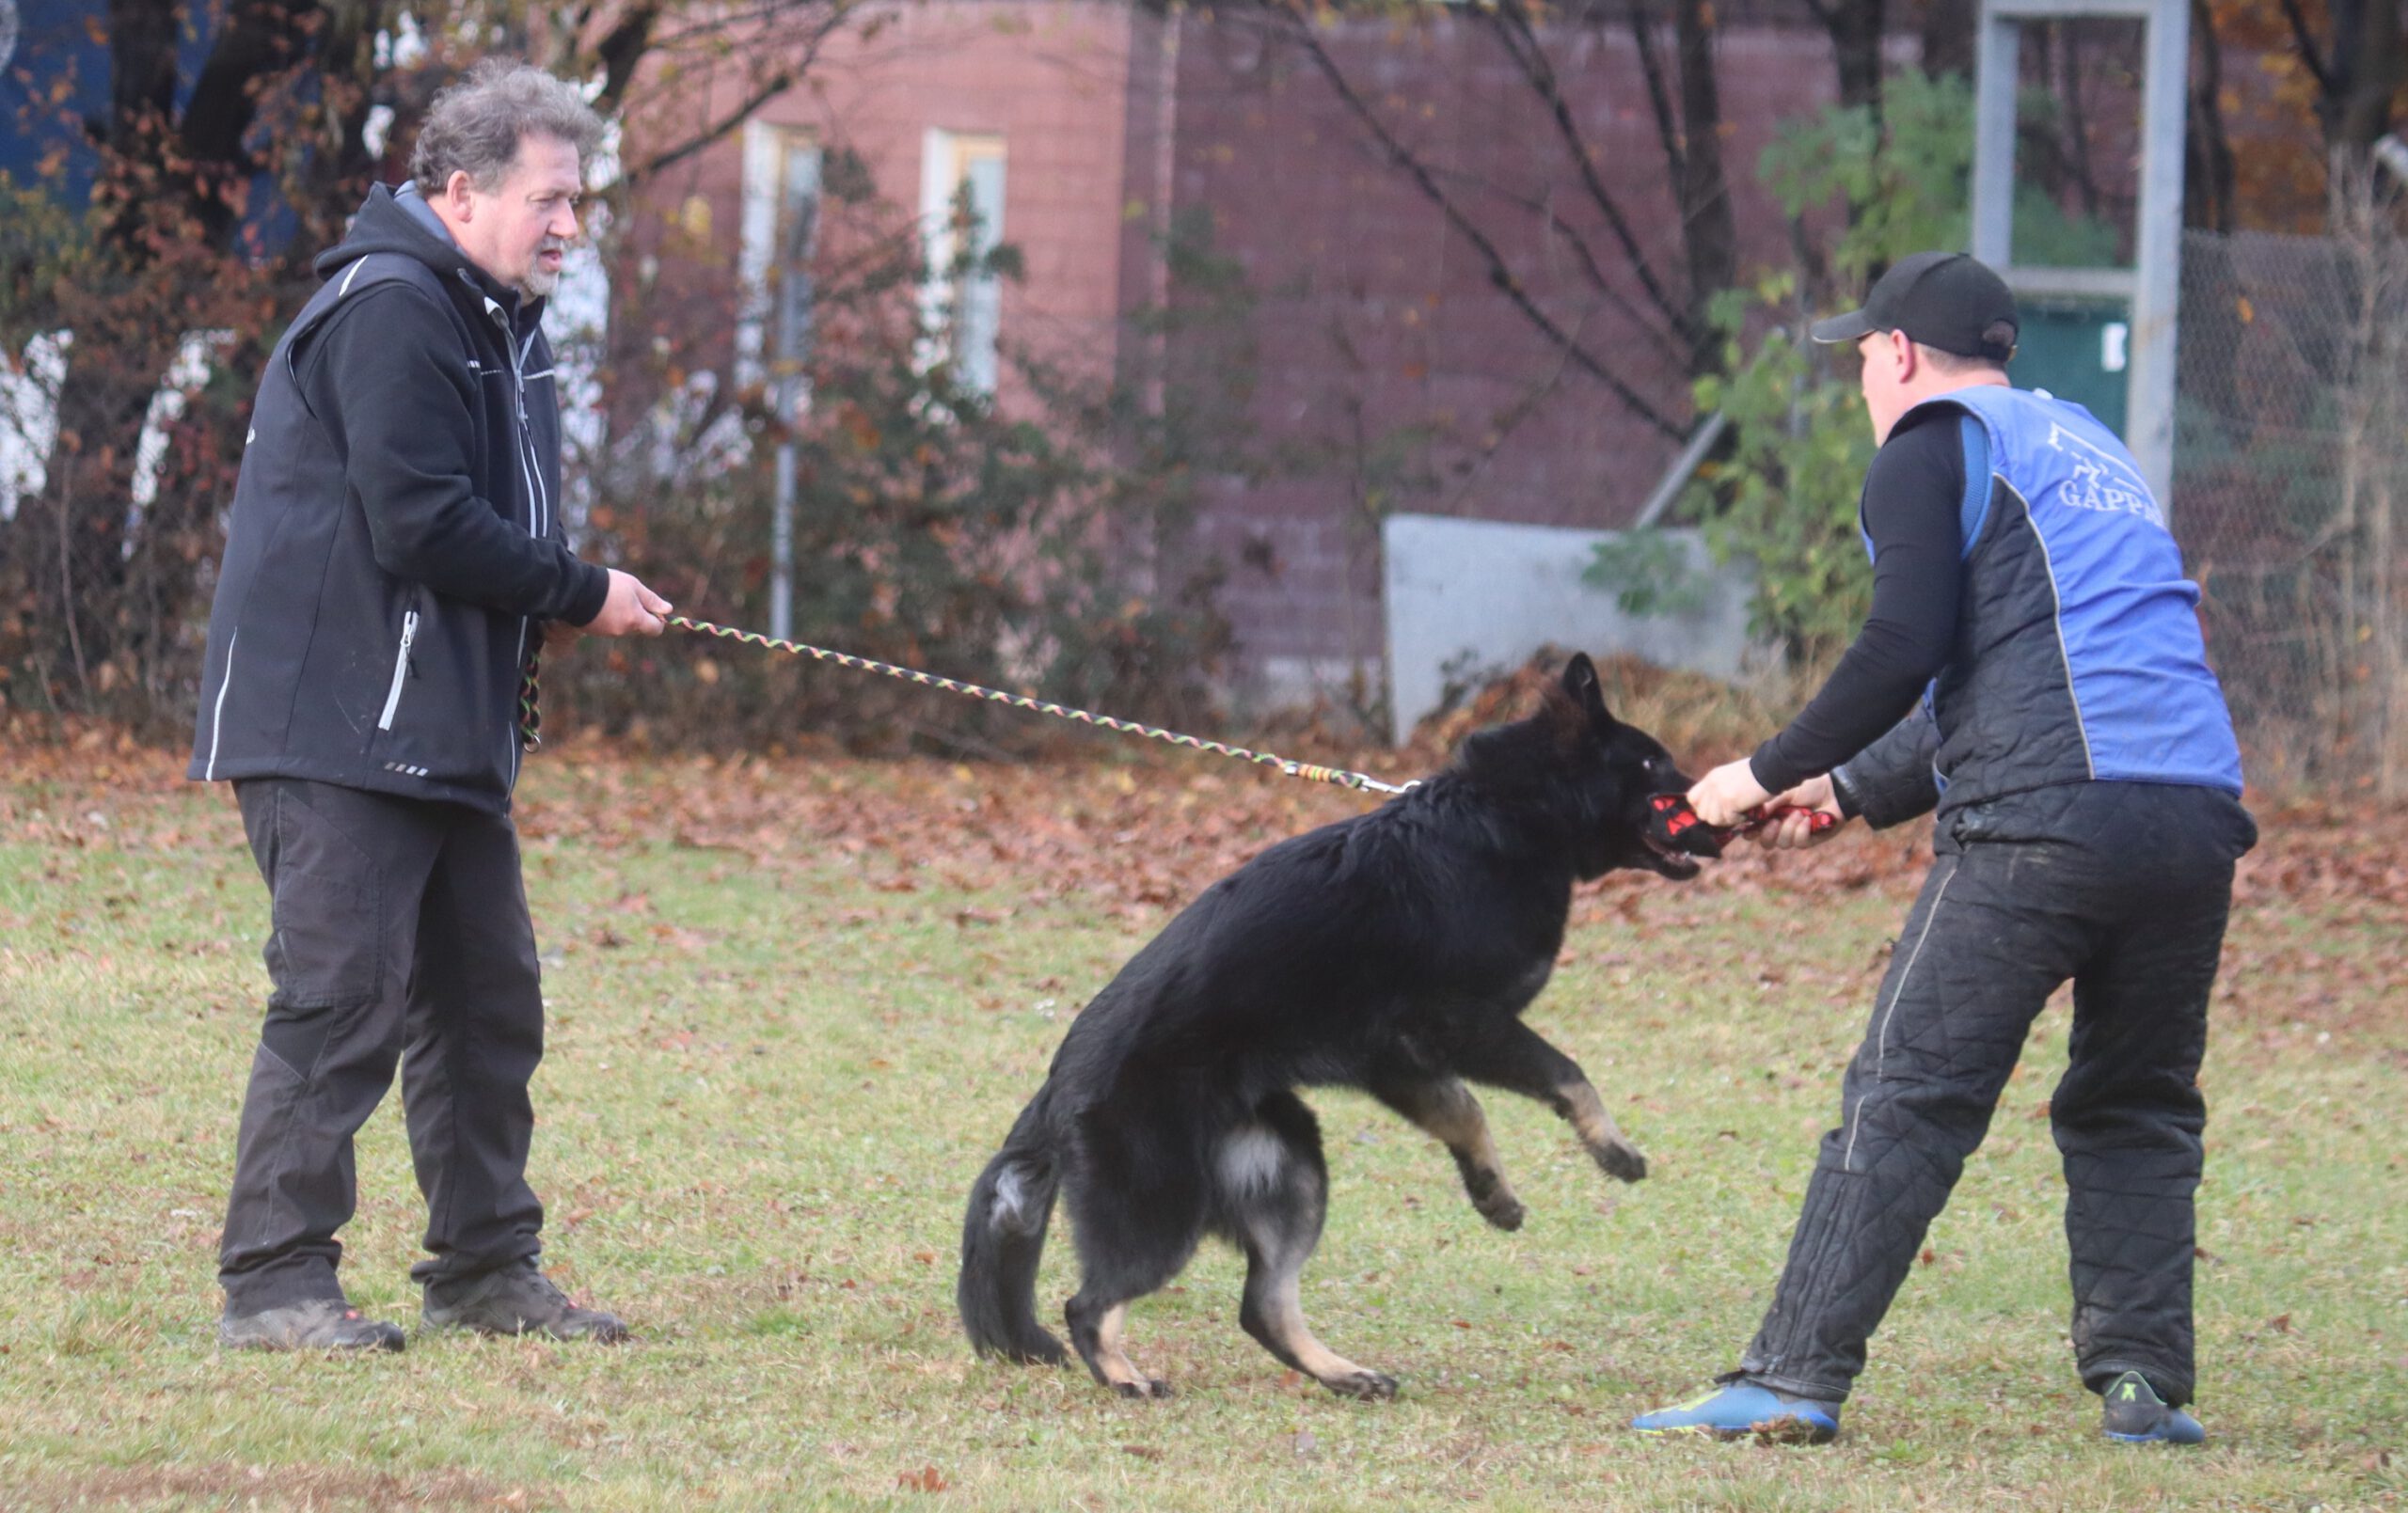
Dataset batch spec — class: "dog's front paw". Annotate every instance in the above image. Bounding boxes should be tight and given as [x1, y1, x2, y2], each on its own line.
[1113, 1377, 1174, 1400]
[1322, 1369, 1399, 1401]
[1477, 1193, 1527, 1231]
[1459, 1164, 1526, 1230]
[1593, 1142, 1648, 1183]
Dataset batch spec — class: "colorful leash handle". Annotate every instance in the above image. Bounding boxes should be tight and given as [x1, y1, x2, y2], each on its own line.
[666, 615, 1418, 796]
[517, 643, 543, 751]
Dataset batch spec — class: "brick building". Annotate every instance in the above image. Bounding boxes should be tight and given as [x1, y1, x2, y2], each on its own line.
[615, 2, 1876, 707]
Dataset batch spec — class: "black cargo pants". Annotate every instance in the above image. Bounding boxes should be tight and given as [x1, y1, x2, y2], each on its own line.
[219, 778, 547, 1312]
[1737, 782, 2257, 1409]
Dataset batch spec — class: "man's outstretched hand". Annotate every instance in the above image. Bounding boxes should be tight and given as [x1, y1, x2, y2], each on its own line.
[553, 569, 672, 643]
[1687, 758, 1773, 828]
[1687, 763, 1849, 850]
[1751, 774, 1847, 850]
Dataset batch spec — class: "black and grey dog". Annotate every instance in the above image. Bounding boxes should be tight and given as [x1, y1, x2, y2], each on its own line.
[956, 654, 1701, 1400]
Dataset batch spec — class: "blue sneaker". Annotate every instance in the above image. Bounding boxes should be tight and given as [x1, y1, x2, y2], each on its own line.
[2100, 1370, 2205, 1444]
[1631, 1380, 1841, 1444]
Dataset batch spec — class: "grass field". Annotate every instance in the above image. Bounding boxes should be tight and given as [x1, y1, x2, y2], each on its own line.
[1, 744, 2402, 1511]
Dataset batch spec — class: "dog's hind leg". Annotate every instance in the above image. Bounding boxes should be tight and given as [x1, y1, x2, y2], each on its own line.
[1450, 1019, 1648, 1182]
[1224, 1093, 1398, 1401]
[1064, 1298, 1171, 1399]
[1061, 1123, 1202, 1399]
[1366, 1073, 1526, 1231]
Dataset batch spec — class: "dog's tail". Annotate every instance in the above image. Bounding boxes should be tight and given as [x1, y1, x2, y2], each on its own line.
[957, 1086, 1068, 1364]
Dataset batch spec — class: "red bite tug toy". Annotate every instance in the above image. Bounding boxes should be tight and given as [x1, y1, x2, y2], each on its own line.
[1645, 793, 1839, 859]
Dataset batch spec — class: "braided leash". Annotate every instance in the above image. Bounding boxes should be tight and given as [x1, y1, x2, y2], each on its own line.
[518, 645, 543, 749]
[664, 615, 1418, 796]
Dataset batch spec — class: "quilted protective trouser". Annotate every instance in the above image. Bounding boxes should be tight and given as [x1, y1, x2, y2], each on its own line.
[1736, 782, 2255, 1409]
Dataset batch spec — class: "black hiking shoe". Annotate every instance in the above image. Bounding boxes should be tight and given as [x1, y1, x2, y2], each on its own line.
[420, 1259, 628, 1343]
[2100, 1369, 2205, 1444]
[218, 1298, 406, 1353]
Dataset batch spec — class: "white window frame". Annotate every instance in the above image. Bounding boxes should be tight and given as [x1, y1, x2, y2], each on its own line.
[918, 128, 1006, 397]
[737, 119, 823, 415]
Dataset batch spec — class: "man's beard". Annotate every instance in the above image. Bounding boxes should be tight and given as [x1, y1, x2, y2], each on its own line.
[519, 241, 567, 300]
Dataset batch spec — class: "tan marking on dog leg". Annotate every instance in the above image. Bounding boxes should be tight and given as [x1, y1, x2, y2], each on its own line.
[1088, 1304, 1165, 1397]
[1415, 1080, 1497, 1152]
[1557, 1077, 1647, 1182]
[1092, 1304, 1138, 1384]
[1417, 1083, 1525, 1228]
[1251, 1273, 1395, 1400]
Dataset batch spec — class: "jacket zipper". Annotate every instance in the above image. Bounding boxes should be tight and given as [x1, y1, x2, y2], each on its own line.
[377, 609, 420, 731]
[522, 329, 549, 538]
[508, 619, 528, 789]
[203, 632, 239, 780]
[492, 302, 543, 791]
[489, 302, 547, 540]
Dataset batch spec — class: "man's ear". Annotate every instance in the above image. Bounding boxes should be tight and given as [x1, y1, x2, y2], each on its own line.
[1890, 328, 1921, 379]
[1560, 653, 1617, 731]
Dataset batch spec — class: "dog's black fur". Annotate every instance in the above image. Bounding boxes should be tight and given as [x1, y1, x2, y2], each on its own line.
[956, 655, 1698, 1399]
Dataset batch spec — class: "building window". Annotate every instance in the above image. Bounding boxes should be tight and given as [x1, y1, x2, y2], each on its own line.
[919, 129, 1006, 397]
[737, 120, 822, 413]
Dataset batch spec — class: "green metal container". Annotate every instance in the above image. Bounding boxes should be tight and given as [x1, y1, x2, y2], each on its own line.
[2009, 300, 2131, 435]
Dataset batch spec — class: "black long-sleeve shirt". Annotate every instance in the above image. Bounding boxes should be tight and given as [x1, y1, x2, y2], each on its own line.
[1749, 405, 1985, 795]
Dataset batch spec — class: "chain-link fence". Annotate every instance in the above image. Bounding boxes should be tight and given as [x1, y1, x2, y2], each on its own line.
[2176, 195, 2408, 798]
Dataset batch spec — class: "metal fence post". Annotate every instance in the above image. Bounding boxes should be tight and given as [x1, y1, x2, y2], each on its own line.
[1972, 0, 2185, 513]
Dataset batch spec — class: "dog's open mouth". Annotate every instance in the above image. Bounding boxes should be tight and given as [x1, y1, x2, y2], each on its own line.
[1635, 792, 1712, 879]
[1640, 830, 1703, 879]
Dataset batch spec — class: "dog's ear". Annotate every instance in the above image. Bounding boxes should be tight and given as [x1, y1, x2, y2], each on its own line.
[1561, 654, 1619, 732]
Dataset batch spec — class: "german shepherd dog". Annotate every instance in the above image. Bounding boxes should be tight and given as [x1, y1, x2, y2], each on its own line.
[956, 655, 1700, 1399]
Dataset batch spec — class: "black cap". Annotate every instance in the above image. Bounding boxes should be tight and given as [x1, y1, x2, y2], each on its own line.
[1809, 251, 2019, 362]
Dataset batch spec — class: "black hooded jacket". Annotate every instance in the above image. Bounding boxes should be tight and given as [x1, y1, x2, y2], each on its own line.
[189, 183, 610, 812]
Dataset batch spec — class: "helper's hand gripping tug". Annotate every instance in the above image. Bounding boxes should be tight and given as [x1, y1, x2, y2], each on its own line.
[1645, 793, 1840, 858]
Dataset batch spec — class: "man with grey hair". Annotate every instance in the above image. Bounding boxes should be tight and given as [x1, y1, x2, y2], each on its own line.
[190, 59, 669, 1351]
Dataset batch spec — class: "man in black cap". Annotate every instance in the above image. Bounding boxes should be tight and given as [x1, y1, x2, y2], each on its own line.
[1630, 252, 2255, 1444]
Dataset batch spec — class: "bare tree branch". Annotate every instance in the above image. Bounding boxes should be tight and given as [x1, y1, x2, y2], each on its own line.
[1671, 0, 1735, 340]
[2185, 0, 2237, 232]
[1801, 0, 1885, 117]
[592, 3, 662, 117]
[1436, 303, 1593, 514]
[1463, 175, 1691, 367]
[647, 1, 851, 52]
[2056, 23, 2104, 221]
[2330, 0, 2404, 151]
[2277, 0, 2336, 95]
[626, 66, 799, 183]
[1626, 1, 1685, 190]
[1261, 3, 1685, 438]
[615, 6, 856, 182]
[1482, 0, 1694, 346]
